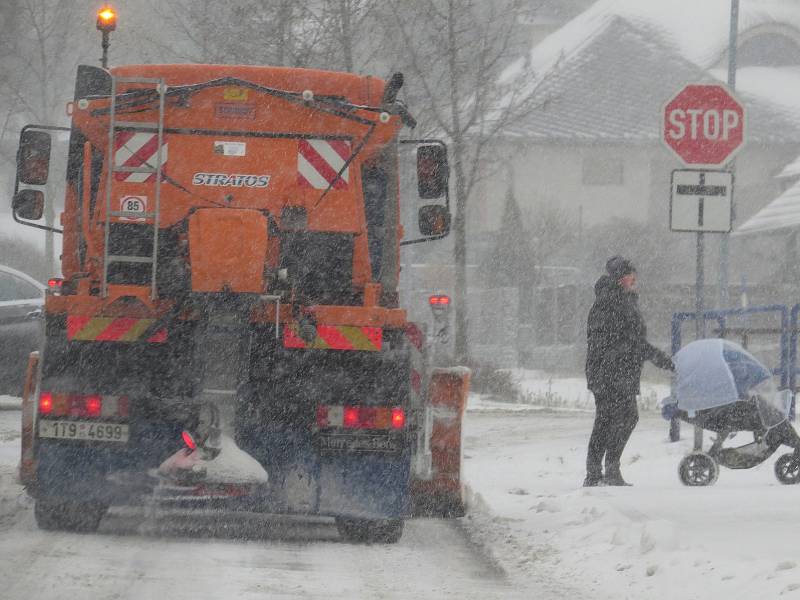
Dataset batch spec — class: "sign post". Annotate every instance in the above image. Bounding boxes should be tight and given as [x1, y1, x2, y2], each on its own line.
[663, 83, 745, 335]
[663, 83, 745, 442]
[670, 168, 734, 339]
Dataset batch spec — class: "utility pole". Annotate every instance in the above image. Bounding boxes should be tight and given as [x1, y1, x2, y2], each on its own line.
[719, 0, 739, 309]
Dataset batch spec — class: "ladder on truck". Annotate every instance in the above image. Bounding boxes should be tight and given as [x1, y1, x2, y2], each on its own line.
[102, 76, 167, 299]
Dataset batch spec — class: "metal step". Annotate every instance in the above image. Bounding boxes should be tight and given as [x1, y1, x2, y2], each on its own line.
[107, 255, 154, 264]
[113, 165, 159, 174]
[109, 211, 156, 219]
[114, 121, 159, 131]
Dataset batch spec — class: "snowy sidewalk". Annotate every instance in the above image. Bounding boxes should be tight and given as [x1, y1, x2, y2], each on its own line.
[462, 394, 800, 600]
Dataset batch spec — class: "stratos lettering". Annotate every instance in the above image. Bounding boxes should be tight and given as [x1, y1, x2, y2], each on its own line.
[667, 108, 741, 141]
[192, 173, 270, 187]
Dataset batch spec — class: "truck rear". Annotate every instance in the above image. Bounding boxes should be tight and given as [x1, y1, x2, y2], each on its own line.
[13, 63, 468, 543]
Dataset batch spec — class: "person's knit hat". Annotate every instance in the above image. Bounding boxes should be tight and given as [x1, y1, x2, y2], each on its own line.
[606, 255, 636, 281]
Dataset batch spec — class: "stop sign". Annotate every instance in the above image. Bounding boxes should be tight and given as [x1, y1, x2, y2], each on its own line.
[663, 84, 746, 166]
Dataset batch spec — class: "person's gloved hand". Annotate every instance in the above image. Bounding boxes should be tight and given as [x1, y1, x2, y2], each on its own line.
[661, 399, 679, 420]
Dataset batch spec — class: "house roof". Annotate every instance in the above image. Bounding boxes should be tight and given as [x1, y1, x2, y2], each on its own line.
[499, 0, 800, 144]
[735, 180, 800, 234]
[502, 16, 800, 144]
[511, 0, 800, 80]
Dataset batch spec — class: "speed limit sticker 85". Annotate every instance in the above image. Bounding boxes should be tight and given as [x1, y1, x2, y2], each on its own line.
[119, 195, 148, 222]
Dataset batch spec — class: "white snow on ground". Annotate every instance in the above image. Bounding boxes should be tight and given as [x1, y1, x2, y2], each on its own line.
[462, 379, 800, 600]
[476, 369, 671, 412]
[0, 395, 22, 410]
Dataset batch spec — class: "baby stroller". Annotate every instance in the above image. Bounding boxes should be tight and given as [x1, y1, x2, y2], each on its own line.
[662, 339, 800, 486]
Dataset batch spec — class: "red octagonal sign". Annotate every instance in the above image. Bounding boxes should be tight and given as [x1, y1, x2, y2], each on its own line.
[663, 84, 746, 167]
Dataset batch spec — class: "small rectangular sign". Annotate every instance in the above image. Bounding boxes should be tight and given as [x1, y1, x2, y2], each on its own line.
[223, 87, 249, 101]
[214, 103, 256, 120]
[670, 169, 733, 233]
[214, 141, 246, 156]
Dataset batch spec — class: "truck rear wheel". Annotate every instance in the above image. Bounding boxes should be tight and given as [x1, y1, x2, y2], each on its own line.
[34, 498, 108, 533]
[335, 517, 404, 544]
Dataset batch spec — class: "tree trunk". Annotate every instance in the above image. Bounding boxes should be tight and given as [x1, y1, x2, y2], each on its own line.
[340, 0, 354, 72]
[452, 137, 469, 363]
[446, 0, 469, 363]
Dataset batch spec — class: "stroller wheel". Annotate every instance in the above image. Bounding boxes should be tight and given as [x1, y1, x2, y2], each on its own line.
[774, 453, 800, 485]
[679, 452, 719, 486]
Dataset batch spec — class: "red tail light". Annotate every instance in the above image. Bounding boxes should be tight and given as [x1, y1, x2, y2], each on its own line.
[391, 407, 405, 429]
[343, 406, 360, 429]
[429, 294, 450, 306]
[182, 430, 197, 450]
[39, 392, 53, 415]
[84, 395, 102, 417]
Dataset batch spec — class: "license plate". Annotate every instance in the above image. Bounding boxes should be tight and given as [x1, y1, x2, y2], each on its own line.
[38, 420, 129, 443]
[319, 434, 401, 453]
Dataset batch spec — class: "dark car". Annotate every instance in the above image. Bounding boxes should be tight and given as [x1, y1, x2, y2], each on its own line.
[0, 265, 45, 395]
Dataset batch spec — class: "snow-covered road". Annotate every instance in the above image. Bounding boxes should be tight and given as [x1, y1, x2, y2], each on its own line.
[0, 509, 515, 599]
[0, 409, 537, 600]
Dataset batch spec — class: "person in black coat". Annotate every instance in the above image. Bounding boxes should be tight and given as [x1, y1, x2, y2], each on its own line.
[584, 256, 674, 486]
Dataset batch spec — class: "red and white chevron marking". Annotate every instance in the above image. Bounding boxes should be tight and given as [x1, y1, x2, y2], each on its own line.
[114, 131, 168, 183]
[297, 139, 350, 189]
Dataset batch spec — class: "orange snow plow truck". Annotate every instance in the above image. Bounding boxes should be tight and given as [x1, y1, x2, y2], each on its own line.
[13, 63, 470, 543]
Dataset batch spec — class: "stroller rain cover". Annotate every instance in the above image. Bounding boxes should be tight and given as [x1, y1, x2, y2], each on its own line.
[672, 339, 791, 427]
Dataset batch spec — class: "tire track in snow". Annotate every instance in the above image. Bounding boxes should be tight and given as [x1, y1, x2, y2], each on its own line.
[0, 505, 526, 599]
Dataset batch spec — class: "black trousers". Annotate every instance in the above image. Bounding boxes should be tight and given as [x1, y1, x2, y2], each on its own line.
[586, 389, 639, 477]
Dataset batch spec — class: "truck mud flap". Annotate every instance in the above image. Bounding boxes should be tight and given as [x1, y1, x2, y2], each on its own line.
[411, 367, 470, 517]
[317, 452, 410, 520]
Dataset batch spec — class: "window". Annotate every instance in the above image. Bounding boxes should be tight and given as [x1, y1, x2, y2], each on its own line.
[0, 273, 41, 302]
[582, 155, 624, 185]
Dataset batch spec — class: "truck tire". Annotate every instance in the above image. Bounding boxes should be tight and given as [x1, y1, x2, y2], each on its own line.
[335, 517, 404, 544]
[34, 498, 108, 533]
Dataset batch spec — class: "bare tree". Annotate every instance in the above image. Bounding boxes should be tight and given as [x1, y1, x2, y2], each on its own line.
[143, 0, 381, 71]
[383, 0, 539, 361]
[316, 0, 381, 72]
[0, 0, 96, 273]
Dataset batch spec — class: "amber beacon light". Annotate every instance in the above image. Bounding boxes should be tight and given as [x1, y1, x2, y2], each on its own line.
[96, 6, 117, 31]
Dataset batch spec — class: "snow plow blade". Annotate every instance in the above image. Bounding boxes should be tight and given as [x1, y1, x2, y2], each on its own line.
[411, 367, 470, 517]
[19, 352, 39, 488]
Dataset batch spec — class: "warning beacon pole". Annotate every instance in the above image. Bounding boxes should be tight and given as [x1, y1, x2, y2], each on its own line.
[96, 6, 117, 69]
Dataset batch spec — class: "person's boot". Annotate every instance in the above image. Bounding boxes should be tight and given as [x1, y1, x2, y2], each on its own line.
[603, 466, 632, 487]
[583, 471, 603, 487]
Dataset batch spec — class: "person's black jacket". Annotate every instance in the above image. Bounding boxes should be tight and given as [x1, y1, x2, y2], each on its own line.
[585, 275, 672, 396]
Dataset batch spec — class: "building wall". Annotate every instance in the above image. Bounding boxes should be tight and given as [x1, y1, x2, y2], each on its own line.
[471, 143, 655, 235]
[471, 140, 799, 238]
